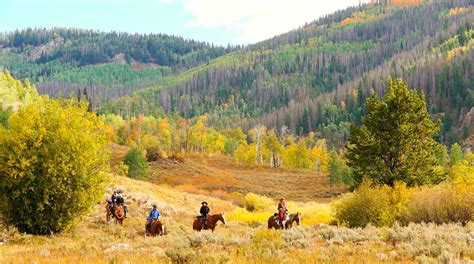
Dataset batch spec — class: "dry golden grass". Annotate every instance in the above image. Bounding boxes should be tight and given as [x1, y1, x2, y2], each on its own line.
[3, 149, 471, 263]
[147, 153, 346, 202]
[1, 174, 472, 263]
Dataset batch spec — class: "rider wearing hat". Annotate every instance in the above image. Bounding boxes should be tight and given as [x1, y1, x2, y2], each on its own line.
[199, 201, 210, 228]
[109, 191, 119, 213]
[277, 198, 288, 229]
[146, 204, 161, 227]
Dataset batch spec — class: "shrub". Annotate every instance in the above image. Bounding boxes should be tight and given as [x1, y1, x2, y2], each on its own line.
[115, 162, 129, 177]
[0, 98, 109, 234]
[145, 145, 163, 162]
[402, 181, 474, 225]
[243, 193, 273, 212]
[124, 145, 147, 179]
[142, 135, 163, 161]
[333, 180, 411, 227]
[169, 153, 184, 163]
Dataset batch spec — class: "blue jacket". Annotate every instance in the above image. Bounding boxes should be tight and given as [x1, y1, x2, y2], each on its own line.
[148, 209, 160, 220]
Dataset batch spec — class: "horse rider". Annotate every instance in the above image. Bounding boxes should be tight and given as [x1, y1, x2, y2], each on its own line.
[199, 201, 210, 229]
[277, 198, 288, 229]
[116, 191, 128, 217]
[146, 204, 161, 230]
[110, 190, 128, 217]
[109, 191, 119, 213]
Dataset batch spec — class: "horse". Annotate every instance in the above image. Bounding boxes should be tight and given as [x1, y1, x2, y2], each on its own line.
[192, 214, 226, 231]
[268, 212, 301, 229]
[145, 220, 165, 236]
[105, 201, 125, 225]
[285, 213, 301, 229]
[268, 213, 283, 229]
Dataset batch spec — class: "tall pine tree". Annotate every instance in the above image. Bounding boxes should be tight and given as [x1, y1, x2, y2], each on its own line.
[346, 79, 442, 187]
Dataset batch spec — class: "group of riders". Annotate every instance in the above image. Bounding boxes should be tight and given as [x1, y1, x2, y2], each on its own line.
[107, 190, 291, 230]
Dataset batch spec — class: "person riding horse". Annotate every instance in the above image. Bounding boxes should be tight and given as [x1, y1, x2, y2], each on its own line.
[277, 198, 288, 229]
[199, 201, 210, 229]
[146, 204, 161, 232]
[109, 190, 128, 218]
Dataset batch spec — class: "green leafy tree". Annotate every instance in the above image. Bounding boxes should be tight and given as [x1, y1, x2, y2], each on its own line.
[0, 97, 109, 234]
[346, 79, 441, 187]
[0, 106, 11, 127]
[124, 145, 147, 179]
[329, 150, 353, 186]
[449, 143, 463, 167]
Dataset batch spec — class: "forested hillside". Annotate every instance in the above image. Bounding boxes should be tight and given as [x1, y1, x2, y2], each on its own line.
[0, 28, 236, 106]
[102, 1, 473, 147]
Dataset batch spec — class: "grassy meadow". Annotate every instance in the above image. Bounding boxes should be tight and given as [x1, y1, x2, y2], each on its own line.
[1, 169, 473, 263]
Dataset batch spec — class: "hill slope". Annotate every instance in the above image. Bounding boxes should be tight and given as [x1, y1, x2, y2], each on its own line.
[104, 1, 473, 147]
[0, 28, 236, 106]
[1, 173, 473, 263]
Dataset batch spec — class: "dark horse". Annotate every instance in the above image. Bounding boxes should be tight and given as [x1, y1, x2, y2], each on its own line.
[192, 214, 226, 231]
[145, 220, 165, 236]
[268, 212, 301, 229]
[105, 201, 125, 225]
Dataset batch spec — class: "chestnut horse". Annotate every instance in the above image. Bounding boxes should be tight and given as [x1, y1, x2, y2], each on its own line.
[105, 202, 125, 225]
[192, 214, 226, 231]
[145, 220, 165, 236]
[268, 212, 301, 229]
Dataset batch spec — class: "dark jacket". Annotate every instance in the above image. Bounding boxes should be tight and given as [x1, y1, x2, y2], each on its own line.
[200, 205, 210, 216]
[116, 196, 125, 205]
[278, 202, 288, 212]
[111, 193, 119, 203]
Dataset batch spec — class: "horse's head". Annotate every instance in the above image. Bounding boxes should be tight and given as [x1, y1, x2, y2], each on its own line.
[295, 212, 301, 226]
[219, 213, 227, 225]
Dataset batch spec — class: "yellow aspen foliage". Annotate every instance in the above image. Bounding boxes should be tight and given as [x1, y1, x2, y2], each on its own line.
[235, 142, 256, 166]
[309, 139, 330, 172]
[283, 141, 312, 170]
[0, 97, 109, 234]
[0, 70, 38, 110]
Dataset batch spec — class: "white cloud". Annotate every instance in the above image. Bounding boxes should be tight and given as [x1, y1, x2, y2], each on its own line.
[184, 0, 366, 44]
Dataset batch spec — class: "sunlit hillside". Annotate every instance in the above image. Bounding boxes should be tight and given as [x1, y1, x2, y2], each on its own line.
[2, 174, 473, 263]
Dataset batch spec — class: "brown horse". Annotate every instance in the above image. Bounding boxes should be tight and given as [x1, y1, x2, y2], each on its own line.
[105, 202, 125, 225]
[268, 212, 301, 229]
[145, 220, 165, 236]
[268, 214, 282, 229]
[285, 213, 301, 229]
[192, 214, 226, 231]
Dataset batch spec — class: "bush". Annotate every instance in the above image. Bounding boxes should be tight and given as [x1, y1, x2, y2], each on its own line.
[142, 135, 164, 161]
[169, 153, 184, 163]
[402, 181, 474, 225]
[243, 193, 274, 212]
[124, 146, 147, 179]
[333, 180, 411, 227]
[115, 162, 129, 177]
[0, 98, 109, 234]
[145, 145, 163, 162]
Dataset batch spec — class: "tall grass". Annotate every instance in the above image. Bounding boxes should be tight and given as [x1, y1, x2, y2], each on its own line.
[228, 192, 332, 225]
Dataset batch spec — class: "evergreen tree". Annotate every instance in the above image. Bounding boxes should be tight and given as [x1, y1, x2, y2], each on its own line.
[346, 79, 441, 187]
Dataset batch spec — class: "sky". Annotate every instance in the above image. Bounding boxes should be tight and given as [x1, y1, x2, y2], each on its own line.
[0, 0, 366, 46]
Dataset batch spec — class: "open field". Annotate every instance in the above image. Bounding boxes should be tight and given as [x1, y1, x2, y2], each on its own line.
[1, 174, 473, 264]
[109, 144, 346, 202]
